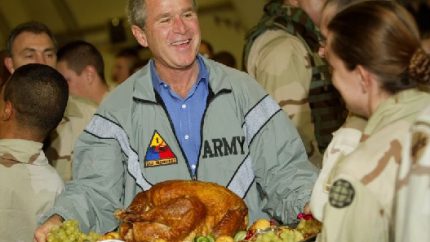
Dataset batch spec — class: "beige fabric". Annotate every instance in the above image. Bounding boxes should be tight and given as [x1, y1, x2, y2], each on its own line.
[246, 29, 322, 167]
[395, 106, 430, 242]
[319, 89, 430, 242]
[45, 95, 97, 181]
[310, 114, 367, 221]
[0, 139, 64, 242]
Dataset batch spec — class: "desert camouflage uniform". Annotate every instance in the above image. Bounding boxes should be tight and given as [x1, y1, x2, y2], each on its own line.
[0, 139, 64, 242]
[310, 114, 367, 221]
[244, 2, 346, 168]
[45, 95, 97, 181]
[395, 106, 430, 242]
[318, 89, 430, 242]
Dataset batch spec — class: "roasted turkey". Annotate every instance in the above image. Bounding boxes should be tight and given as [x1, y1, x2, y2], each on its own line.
[115, 180, 248, 242]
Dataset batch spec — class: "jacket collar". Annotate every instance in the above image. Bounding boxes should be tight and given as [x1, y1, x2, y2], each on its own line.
[131, 55, 232, 103]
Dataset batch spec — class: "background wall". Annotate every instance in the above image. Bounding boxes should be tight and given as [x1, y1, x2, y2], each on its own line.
[0, 0, 267, 84]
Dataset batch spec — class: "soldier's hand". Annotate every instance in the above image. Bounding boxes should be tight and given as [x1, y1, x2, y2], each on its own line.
[303, 202, 311, 214]
[33, 214, 64, 242]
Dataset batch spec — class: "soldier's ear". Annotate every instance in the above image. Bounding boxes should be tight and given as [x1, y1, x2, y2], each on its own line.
[4, 57, 15, 74]
[1, 100, 13, 121]
[356, 65, 371, 94]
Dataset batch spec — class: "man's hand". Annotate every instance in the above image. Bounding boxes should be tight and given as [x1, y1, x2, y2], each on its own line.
[33, 214, 64, 242]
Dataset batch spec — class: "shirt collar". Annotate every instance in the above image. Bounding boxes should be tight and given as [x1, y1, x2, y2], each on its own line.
[150, 55, 209, 94]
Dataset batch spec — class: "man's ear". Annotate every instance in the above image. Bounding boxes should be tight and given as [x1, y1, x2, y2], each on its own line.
[84, 65, 96, 84]
[1, 101, 13, 121]
[4, 57, 15, 74]
[131, 25, 149, 48]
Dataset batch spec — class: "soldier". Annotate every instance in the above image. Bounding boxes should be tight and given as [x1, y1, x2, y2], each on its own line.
[309, 0, 369, 221]
[319, 2, 430, 241]
[395, 106, 430, 242]
[112, 47, 141, 85]
[243, 0, 347, 168]
[0, 64, 68, 241]
[56, 40, 110, 105]
[4, 21, 97, 181]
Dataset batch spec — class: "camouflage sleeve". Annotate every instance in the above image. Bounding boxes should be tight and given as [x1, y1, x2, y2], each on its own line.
[395, 107, 430, 242]
[320, 175, 387, 242]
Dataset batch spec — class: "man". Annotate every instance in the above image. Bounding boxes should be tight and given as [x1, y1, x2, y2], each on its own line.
[0, 64, 68, 241]
[243, 0, 347, 168]
[4, 21, 97, 181]
[57, 40, 110, 105]
[112, 47, 141, 84]
[34, 0, 317, 240]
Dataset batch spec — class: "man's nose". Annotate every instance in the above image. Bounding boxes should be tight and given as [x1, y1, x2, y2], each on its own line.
[172, 16, 187, 33]
[35, 53, 47, 64]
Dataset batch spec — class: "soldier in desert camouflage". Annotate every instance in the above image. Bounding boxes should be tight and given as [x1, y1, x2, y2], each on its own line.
[317, 2, 430, 242]
[244, 0, 347, 168]
[0, 64, 68, 241]
[395, 106, 430, 241]
[4, 21, 97, 181]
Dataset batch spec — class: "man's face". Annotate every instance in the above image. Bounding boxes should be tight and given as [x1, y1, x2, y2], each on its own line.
[56, 61, 86, 98]
[6, 32, 56, 73]
[134, 0, 201, 70]
[112, 57, 132, 84]
[290, 0, 326, 26]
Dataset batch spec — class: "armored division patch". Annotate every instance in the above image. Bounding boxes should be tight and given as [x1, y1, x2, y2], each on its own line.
[329, 179, 355, 208]
[144, 131, 177, 167]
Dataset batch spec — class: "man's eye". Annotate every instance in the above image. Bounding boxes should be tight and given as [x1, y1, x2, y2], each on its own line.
[183, 12, 194, 18]
[160, 18, 171, 23]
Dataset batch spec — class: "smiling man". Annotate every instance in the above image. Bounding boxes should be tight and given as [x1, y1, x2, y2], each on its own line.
[34, 0, 317, 240]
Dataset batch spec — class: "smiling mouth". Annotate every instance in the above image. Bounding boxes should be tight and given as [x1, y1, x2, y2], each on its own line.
[171, 39, 191, 46]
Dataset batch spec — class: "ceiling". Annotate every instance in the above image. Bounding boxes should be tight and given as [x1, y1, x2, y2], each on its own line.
[0, 0, 266, 49]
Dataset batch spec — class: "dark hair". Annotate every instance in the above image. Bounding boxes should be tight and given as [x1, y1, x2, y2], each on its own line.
[0, 50, 11, 88]
[57, 40, 106, 84]
[213, 51, 237, 68]
[200, 40, 214, 57]
[3, 64, 68, 137]
[6, 21, 57, 56]
[116, 47, 141, 72]
[328, 1, 430, 93]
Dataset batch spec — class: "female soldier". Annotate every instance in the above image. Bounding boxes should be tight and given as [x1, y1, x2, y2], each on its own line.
[319, 1, 430, 241]
[309, 0, 369, 222]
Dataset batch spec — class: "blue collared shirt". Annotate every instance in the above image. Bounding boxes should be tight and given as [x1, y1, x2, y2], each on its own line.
[151, 55, 209, 175]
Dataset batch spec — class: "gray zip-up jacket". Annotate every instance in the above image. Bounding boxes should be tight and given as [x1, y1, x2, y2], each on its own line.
[41, 57, 317, 233]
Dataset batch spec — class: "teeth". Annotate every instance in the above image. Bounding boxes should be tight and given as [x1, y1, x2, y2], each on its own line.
[172, 40, 189, 46]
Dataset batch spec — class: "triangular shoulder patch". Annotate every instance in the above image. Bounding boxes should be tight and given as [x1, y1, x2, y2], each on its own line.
[144, 130, 177, 167]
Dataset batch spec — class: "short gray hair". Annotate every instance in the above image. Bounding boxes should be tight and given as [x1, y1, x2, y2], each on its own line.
[127, 0, 198, 28]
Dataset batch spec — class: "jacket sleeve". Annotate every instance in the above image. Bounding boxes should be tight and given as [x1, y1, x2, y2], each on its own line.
[39, 117, 127, 233]
[250, 105, 318, 224]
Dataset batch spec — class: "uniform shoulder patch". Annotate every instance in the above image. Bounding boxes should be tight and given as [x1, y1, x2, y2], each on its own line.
[144, 131, 177, 167]
[329, 179, 355, 208]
